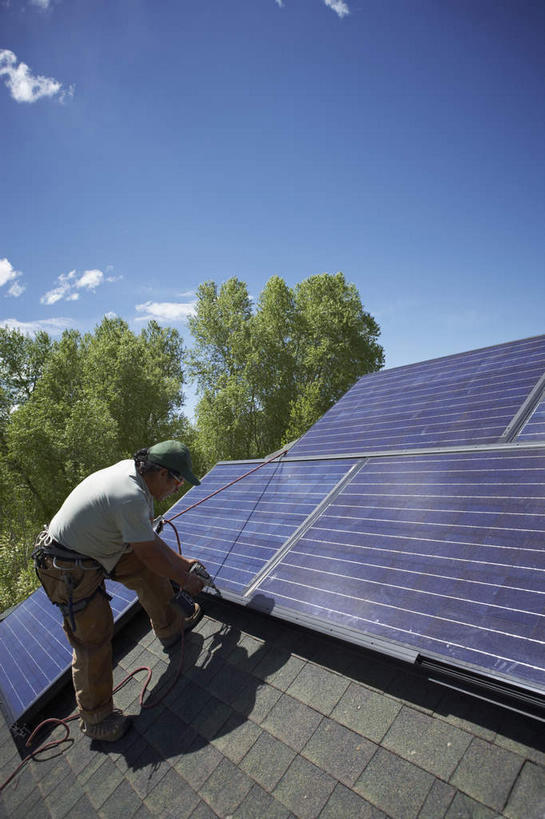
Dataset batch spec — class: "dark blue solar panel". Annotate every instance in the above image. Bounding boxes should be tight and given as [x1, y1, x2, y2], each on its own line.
[0, 581, 136, 726]
[162, 459, 357, 594]
[518, 394, 545, 443]
[289, 335, 545, 456]
[252, 448, 545, 693]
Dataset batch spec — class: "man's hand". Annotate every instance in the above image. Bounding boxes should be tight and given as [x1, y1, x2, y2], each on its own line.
[184, 571, 205, 597]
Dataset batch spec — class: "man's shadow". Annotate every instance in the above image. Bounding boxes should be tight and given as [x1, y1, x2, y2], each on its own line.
[92, 593, 288, 782]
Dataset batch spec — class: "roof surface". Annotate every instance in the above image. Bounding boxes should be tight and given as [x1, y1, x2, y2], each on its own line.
[1, 597, 545, 818]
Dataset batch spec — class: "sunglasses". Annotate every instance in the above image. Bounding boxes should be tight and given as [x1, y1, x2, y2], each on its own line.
[167, 470, 184, 486]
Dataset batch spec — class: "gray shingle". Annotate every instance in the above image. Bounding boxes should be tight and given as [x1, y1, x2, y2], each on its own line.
[450, 737, 524, 811]
[286, 662, 350, 715]
[444, 791, 497, 819]
[331, 682, 401, 743]
[504, 760, 545, 819]
[82, 757, 125, 810]
[272, 754, 336, 819]
[226, 634, 269, 673]
[354, 746, 434, 819]
[199, 756, 254, 816]
[239, 730, 296, 791]
[143, 767, 200, 817]
[172, 735, 223, 790]
[301, 717, 377, 786]
[261, 693, 323, 752]
[253, 647, 306, 691]
[190, 694, 232, 741]
[382, 706, 472, 779]
[233, 782, 293, 818]
[418, 778, 456, 819]
[211, 713, 262, 764]
[233, 680, 283, 723]
[99, 779, 142, 818]
[319, 782, 387, 819]
[188, 801, 219, 819]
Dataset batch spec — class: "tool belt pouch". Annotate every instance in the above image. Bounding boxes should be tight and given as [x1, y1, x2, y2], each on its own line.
[32, 528, 110, 631]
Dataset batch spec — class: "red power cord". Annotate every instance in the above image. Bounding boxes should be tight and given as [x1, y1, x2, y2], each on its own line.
[0, 448, 289, 793]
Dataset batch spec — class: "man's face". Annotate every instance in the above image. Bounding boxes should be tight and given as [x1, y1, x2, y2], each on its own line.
[152, 468, 184, 501]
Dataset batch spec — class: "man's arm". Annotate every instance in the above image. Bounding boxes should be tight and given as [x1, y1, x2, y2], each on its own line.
[131, 536, 204, 596]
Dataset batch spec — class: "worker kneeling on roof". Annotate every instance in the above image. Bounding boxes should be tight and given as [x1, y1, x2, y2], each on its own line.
[32, 440, 206, 742]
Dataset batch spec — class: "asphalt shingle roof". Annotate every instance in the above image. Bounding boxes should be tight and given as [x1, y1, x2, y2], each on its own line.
[1, 597, 545, 818]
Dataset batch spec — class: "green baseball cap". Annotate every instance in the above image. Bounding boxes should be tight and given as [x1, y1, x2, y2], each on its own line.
[147, 440, 201, 486]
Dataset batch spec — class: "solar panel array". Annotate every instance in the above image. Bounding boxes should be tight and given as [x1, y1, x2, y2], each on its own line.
[161, 459, 357, 595]
[252, 448, 545, 691]
[0, 582, 136, 726]
[1, 334, 545, 727]
[288, 335, 545, 457]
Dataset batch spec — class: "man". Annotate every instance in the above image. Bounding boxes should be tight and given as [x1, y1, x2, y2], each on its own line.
[33, 440, 206, 742]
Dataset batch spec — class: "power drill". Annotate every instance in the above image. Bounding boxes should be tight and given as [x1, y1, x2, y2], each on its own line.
[171, 562, 221, 617]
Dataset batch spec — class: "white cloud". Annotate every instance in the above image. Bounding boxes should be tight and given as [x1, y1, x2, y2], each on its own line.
[0, 258, 19, 287]
[76, 269, 103, 290]
[324, 0, 349, 17]
[0, 49, 74, 104]
[0, 258, 25, 296]
[7, 281, 26, 298]
[30, 0, 51, 7]
[134, 301, 197, 322]
[40, 268, 108, 305]
[273, 0, 349, 14]
[0, 317, 73, 336]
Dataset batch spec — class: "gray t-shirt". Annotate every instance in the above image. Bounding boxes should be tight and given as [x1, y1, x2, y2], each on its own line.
[48, 459, 155, 572]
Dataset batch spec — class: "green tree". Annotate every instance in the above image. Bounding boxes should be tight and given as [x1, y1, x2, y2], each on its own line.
[187, 272, 383, 466]
[0, 317, 190, 610]
[0, 327, 52, 413]
[285, 272, 383, 440]
[6, 317, 188, 521]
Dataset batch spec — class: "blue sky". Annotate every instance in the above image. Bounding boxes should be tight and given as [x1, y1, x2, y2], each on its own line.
[1, 0, 544, 416]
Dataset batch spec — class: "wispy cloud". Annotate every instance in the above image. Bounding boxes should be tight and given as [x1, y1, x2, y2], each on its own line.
[324, 0, 349, 17]
[134, 301, 197, 322]
[0, 317, 73, 335]
[274, 0, 349, 16]
[0, 49, 74, 103]
[40, 268, 107, 305]
[0, 258, 25, 297]
[29, 0, 52, 8]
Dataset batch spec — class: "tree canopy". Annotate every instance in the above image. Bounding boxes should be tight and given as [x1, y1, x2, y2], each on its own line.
[187, 272, 383, 464]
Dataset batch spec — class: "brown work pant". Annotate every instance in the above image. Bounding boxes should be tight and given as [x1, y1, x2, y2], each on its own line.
[37, 550, 182, 724]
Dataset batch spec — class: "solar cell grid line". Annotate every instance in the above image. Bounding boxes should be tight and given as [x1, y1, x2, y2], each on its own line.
[0, 581, 137, 726]
[288, 335, 545, 457]
[251, 446, 545, 693]
[161, 458, 358, 595]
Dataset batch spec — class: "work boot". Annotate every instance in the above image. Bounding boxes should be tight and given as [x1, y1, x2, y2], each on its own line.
[160, 603, 203, 649]
[80, 708, 132, 742]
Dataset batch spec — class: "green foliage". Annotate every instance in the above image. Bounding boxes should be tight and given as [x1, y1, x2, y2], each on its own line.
[187, 272, 384, 466]
[0, 317, 189, 610]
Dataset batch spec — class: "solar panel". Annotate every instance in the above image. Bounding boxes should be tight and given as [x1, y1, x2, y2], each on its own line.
[161, 459, 358, 595]
[0, 581, 136, 727]
[288, 335, 545, 457]
[250, 447, 545, 694]
[517, 393, 545, 443]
